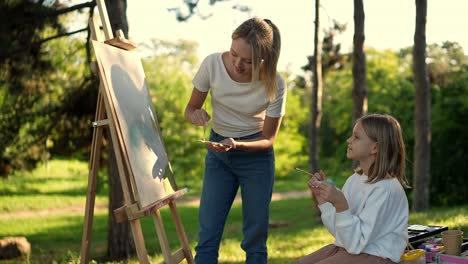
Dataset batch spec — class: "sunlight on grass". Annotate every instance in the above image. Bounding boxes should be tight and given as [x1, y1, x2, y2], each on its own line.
[269, 228, 334, 262]
[409, 207, 468, 229]
[1, 200, 467, 263]
[0, 159, 108, 213]
[218, 238, 245, 262]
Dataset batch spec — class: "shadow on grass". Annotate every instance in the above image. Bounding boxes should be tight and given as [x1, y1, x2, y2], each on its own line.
[1, 176, 89, 196]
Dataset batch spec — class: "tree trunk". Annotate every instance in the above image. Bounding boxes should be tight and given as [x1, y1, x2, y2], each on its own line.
[412, 0, 431, 211]
[309, 0, 322, 173]
[352, 0, 367, 124]
[101, 0, 136, 259]
[105, 0, 129, 37]
[351, 0, 367, 169]
[107, 140, 136, 259]
[308, 0, 323, 222]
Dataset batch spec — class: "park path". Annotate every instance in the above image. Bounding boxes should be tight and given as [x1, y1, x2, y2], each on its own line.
[0, 190, 310, 219]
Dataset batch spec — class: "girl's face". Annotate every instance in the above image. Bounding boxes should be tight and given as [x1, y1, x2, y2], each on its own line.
[229, 38, 253, 81]
[346, 121, 377, 162]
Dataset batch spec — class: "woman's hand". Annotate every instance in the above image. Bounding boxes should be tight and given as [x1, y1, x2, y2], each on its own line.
[190, 109, 210, 126]
[207, 138, 235, 152]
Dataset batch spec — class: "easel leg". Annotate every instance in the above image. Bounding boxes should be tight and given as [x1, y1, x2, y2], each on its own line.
[80, 93, 105, 264]
[151, 202, 194, 264]
[153, 210, 173, 263]
[169, 201, 194, 263]
[129, 219, 151, 264]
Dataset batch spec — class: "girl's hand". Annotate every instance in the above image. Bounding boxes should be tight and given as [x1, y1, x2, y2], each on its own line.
[191, 109, 210, 126]
[308, 171, 326, 204]
[314, 171, 348, 212]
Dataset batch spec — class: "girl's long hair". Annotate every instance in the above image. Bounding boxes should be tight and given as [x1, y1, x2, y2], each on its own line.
[356, 114, 410, 188]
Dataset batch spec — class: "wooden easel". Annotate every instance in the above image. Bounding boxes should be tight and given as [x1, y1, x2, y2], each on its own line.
[80, 1, 194, 263]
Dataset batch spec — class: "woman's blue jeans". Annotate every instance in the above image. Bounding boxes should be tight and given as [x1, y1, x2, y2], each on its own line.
[194, 130, 275, 264]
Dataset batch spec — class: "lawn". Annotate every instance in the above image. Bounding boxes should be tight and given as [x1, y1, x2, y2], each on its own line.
[0, 159, 467, 263]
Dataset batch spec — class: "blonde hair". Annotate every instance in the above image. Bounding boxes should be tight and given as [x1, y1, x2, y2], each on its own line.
[356, 114, 410, 188]
[232, 17, 281, 100]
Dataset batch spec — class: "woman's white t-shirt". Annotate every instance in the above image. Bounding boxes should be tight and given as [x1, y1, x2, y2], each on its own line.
[192, 52, 287, 138]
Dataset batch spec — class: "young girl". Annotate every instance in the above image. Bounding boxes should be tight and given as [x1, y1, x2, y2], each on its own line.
[295, 114, 410, 264]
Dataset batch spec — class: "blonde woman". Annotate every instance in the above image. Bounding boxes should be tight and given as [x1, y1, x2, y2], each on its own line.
[295, 114, 410, 264]
[185, 17, 286, 264]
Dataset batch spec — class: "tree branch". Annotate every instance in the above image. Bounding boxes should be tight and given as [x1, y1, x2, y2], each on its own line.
[39, 28, 89, 44]
[0, 27, 89, 59]
[49, 1, 96, 17]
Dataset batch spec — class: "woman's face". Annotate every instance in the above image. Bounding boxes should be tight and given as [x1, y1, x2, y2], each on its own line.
[229, 38, 253, 81]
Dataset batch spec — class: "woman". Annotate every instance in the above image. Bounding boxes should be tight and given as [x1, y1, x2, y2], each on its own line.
[184, 17, 286, 264]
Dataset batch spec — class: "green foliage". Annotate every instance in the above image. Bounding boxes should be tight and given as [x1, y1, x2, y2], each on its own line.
[0, 1, 95, 176]
[317, 57, 354, 184]
[431, 73, 468, 206]
[395, 43, 468, 206]
[318, 46, 468, 207]
[0, 1, 61, 168]
[0, 33, 95, 175]
[274, 78, 309, 178]
[0, 1, 63, 66]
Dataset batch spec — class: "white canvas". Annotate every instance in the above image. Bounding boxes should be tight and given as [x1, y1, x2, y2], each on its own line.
[92, 40, 176, 208]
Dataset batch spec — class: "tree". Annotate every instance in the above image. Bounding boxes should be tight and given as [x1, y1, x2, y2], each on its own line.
[0, 0, 96, 177]
[301, 21, 347, 76]
[431, 73, 468, 206]
[300, 20, 346, 179]
[352, 0, 367, 126]
[412, 0, 431, 211]
[309, 0, 323, 173]
[426, 42, 467, 87]
[168, 0, 250, 21]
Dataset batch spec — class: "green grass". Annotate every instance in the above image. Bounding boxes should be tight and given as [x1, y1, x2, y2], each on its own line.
[1, 159, 467, 263]
[0, 159, 107, 213]
[0, 158, 335, 213]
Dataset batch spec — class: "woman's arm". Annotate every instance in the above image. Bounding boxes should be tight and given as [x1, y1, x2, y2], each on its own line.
[184, 88, 210, 126]
[221, 115, 282, 152]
